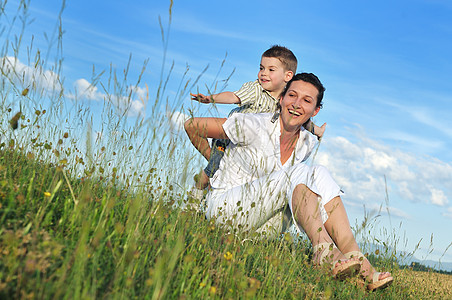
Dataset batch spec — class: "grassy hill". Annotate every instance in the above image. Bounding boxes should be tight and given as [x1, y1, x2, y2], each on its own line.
[1, 147, 451, 299]
[1, 1, 450, 297]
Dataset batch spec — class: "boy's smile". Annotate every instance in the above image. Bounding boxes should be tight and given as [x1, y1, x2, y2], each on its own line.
[258, 57, 292, 97]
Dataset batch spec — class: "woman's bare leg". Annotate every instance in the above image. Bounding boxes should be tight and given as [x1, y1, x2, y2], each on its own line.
[291, 184, 347, 264]
[323, 196, 359, 253]
[324, 196, 392, 282]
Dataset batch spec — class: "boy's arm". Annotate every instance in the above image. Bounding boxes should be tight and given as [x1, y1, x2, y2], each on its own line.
[190, 91, 240, 105]
[184, 117, 228, 161]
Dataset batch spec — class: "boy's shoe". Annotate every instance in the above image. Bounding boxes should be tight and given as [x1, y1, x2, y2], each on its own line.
[186, 188, 207, 213]
[189, 187, 204, 201]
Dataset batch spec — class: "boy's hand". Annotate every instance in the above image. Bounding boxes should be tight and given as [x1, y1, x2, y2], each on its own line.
[190, 93, 212, 104]
[313, 123, 327, 139]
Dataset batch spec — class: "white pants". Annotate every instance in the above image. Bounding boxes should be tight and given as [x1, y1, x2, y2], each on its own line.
[205, 164, 342, 237]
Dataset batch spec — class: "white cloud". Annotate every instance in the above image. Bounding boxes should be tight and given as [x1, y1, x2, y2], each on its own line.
[67, 78, 146, 117]
[366, 203, 411, 219]
[128, 98, 145, 116]
[118, 85, 147, 117]
[317, 135, 452, 213]
[134, 86, 148, 101]
[111, 94, 145, 117]
[0, 56, 63, 94]
[386, 206, 411, 219]
[167, 110, 189, 131]
[398, 181, 415, 201]
[428, 185, 448, 206]
[366, 148, 397, 172]
[71, 78, 104, 101]
[1, 57, 147, 117]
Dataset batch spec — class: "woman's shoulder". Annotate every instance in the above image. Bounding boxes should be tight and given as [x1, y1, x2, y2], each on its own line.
[224, 113, 274, 143]
[231, 112, 275, 129]
[231, 112, 273, 122]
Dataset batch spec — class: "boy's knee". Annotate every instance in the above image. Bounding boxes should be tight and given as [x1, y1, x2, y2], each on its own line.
[184, 118, 193, 132]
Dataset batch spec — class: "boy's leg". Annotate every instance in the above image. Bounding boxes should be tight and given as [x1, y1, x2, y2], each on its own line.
[191, 139, 228, 191]
[190, 139, 228, 202]
[195, 170, 210, 190]
[187, 169, 206, 209]
[203, 139, 228, 179]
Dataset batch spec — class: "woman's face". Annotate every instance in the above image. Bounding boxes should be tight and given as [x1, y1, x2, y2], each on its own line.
[279, 80, 321, 131]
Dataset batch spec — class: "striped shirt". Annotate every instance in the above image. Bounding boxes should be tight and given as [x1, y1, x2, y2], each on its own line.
[228, 80, 279, 116]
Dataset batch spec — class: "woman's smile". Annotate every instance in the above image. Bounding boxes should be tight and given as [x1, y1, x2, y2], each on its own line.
[288, 109, 301, 117]
[280, 80, 320, 130]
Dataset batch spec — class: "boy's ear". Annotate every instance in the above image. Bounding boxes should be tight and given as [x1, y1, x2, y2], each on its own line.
[285, 70, 294, 82]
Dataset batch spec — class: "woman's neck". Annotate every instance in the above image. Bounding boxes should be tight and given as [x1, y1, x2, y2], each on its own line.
[279, 117, 300, 140]
[279, 118, 300, 165]
[280, 129, 299, 150]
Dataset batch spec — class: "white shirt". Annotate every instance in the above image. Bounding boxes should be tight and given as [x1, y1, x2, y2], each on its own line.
[210, 113, 318, 190]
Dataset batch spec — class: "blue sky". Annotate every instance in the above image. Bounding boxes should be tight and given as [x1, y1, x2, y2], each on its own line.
[3, 0, 452, 267]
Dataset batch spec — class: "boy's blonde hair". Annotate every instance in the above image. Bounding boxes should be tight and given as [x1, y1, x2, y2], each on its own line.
[262, 45, 297, 73]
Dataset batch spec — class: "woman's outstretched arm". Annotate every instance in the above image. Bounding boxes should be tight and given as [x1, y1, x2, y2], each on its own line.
[184, 117, 228, 161]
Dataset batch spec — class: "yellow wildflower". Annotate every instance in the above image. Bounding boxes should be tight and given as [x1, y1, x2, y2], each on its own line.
[224, 251, 233, 261]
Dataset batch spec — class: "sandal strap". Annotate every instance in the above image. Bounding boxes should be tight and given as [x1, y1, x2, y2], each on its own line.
[313, 243, 361, 278]
[372, 271, 382, 283]
[344, 250, 365, 260]
[313, 242, 336, 264]
[367, 272, 394, 291]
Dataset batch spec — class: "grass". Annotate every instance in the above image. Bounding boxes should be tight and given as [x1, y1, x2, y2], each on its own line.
[1, 0, 451, 299]
[1, 148, 451, 299]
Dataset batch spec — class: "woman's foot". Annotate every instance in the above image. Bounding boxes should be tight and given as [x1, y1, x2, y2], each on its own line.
[366, 271, 393, 291]
[313, 243, 361, 280]
[345, 251, 394, 291]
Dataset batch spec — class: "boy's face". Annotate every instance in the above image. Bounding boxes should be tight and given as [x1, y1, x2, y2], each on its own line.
[258, 57, 293, 94]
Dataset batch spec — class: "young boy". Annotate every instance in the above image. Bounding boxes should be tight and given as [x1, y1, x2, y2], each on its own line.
[189, 45, 325, 200]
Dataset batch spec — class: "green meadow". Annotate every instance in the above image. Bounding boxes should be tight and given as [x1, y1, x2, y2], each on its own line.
[1, 1, 451, 299]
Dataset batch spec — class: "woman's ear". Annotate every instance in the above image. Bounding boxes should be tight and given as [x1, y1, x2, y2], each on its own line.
[312, 106, 321, 117]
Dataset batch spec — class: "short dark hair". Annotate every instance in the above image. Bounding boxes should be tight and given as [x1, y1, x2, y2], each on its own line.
[281, 73, 325, 109]
[262, 45, 297, 73]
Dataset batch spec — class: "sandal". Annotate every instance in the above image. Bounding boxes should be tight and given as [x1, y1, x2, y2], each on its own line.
[313, 243, 361, 280]
[345, 251, 394, 291]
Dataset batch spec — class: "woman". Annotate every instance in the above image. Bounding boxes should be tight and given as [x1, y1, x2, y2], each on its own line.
[185, 73, 393, 290]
